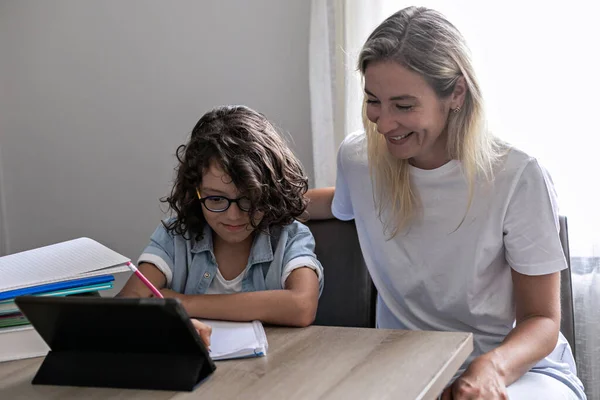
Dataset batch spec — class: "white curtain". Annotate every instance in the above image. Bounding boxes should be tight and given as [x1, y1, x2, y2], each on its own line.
[309, 1, 600, 398]
[309, 0, 388, 187]
[309, 0, 339, 188]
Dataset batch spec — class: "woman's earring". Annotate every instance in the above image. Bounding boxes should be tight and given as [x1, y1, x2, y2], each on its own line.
[453, 106, 461, 113]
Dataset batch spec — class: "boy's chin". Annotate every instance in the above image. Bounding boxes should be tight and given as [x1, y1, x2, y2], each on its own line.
[216, 229, 254, 245]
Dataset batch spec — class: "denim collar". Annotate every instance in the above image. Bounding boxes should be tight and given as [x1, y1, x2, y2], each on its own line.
[191, 223, 274, 265]
[191, 223, 214, 254]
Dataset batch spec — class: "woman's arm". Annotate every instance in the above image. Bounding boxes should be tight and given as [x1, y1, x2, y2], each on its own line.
[117, 263, 167, 298]
[487, 160, 564, 384]
[161, 267, 320, 327]
[305, 187, 335, 220]
[487, 270, 561, 383]
[444, 270, 561, 399]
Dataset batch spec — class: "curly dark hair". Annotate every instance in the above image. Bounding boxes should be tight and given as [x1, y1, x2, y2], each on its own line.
[161, 105, 309, 240]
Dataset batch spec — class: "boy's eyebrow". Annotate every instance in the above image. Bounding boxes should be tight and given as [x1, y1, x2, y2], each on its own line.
[364, 88, 417, 101]
[201, 187, 232, 196]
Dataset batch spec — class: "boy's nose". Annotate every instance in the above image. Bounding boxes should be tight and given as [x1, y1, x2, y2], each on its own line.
[226, 202, 243, 219]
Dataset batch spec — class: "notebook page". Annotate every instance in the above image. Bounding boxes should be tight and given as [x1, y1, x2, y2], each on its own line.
[0, 238, 129, 292]
[201, 320, 267, 360]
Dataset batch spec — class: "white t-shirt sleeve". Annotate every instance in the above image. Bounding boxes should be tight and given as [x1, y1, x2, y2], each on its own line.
[332, 138, 355, 221]
[280, 256, 323, 288]
[137, 222, 175, 286]
[503, 158, 567, 275]
[138, 253, 173, 286]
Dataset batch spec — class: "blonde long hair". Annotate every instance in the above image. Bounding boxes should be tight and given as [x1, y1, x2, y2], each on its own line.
[358, 6, 502, 237]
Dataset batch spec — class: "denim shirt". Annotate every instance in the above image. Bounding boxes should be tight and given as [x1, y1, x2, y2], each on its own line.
[138, 219, 323, 295]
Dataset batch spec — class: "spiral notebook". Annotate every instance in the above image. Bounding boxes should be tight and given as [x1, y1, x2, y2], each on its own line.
[201, 320, 268, 361]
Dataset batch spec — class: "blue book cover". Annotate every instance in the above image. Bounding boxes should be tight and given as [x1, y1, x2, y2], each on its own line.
[0, 275, 114, 301]
[0, 282, 114, 315]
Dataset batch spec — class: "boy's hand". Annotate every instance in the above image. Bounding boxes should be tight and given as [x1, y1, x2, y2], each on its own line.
[191, 318, 212, 348]
[158, 288, 185, 300]
[158, 289, 192, 310]
[158, 290, 212, 348]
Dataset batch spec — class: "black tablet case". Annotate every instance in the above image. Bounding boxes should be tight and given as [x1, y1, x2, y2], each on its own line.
[14, 296, 216, 391]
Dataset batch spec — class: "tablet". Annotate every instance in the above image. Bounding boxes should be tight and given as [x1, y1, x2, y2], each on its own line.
[15, 295, 216, 391]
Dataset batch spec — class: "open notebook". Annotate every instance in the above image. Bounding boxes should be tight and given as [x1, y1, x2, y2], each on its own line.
[201, 320, 268, 361]
[0, 237, 130, 293]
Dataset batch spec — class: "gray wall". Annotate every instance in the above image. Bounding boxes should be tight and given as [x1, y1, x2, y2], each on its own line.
[0, 0, 313, 278]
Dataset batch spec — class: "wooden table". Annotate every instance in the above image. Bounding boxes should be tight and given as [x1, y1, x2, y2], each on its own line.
[0, 326, 472, 400]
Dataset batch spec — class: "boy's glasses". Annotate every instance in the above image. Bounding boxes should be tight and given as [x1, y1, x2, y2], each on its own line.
[196, 188, 252, 213]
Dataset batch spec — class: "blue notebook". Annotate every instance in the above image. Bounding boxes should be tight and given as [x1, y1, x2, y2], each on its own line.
[0, 275, 114, 301]
[0, 282, 114, 315]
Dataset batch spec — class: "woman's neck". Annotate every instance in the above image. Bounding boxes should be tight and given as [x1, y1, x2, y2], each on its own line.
[409, 129, 451, 170]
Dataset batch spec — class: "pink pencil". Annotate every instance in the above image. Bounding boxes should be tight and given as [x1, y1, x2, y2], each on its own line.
[126, 261, 164, 299]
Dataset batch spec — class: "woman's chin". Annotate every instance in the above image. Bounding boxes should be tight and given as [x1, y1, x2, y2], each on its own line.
[385, 142, 416, 160]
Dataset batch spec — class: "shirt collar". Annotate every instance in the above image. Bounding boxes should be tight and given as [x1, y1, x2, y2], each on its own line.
[191, 223, 274, 265]
[248, 226, 274, 265]
[191, 223, 214, 254]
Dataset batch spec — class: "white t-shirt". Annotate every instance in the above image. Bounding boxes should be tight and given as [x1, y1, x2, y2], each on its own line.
[333, 131, 582, 388]
[205, 256, 321, 295]
[205, 265, 249, 294]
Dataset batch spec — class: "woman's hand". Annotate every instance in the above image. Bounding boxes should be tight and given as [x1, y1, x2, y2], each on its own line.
[190, 318, 212, 348]
[441, 355, 508, 400]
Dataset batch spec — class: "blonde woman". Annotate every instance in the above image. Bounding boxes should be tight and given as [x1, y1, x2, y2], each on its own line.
[307, 6, 585, 400]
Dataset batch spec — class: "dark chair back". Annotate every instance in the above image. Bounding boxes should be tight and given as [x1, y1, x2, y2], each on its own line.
[305, 219, 376, 328]
[559, 215, 577, 360]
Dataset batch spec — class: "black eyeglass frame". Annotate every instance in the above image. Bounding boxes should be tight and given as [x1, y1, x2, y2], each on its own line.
[195, 188, 252, 213]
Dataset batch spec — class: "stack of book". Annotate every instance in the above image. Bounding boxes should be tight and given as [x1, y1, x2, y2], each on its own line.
[0, 274, 116, 329]
[0, 237, 130, 362]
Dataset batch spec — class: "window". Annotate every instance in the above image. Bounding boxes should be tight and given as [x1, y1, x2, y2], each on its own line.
[370, 1, 600, 256]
